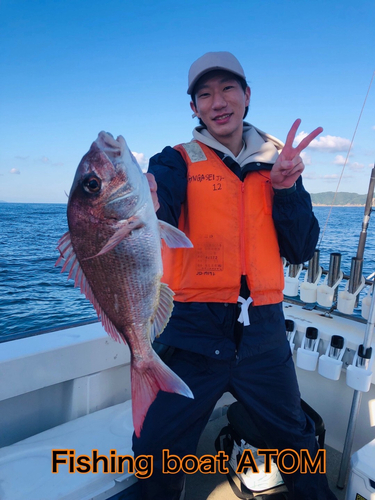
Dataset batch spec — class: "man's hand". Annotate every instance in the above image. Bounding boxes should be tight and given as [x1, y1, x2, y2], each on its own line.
[270, 119, 323, 190]
[145, 173, 160, 212]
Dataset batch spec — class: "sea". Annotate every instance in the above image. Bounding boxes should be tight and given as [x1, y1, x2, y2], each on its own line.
[1, 202, 375, 341]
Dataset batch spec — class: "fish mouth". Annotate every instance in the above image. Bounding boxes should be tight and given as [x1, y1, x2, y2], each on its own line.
[90, 131, 147, 212]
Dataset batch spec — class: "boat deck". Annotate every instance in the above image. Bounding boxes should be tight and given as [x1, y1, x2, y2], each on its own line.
[185, 415, 347, 500]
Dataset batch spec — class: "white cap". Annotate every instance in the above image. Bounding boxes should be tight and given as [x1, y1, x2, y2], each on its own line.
[187, 51, 246, 95]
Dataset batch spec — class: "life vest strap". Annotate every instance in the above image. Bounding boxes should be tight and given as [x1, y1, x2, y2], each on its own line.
[237, 296, 253, 326]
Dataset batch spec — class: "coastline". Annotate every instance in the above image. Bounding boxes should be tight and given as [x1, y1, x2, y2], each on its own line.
[312, 204, 365, 207]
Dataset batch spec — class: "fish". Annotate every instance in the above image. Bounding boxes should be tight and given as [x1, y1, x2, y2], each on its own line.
[56, 131, 194, 437]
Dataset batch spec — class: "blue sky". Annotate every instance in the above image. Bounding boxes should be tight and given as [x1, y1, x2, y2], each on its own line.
[1, 0, 374, 203]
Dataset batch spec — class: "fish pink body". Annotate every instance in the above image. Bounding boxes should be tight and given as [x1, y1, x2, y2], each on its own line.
[56, 132, 193, 436]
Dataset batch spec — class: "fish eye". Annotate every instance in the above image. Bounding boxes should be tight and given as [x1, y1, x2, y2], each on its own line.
[83, 175, 101, 193]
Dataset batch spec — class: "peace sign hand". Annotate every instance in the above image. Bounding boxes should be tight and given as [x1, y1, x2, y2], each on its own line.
[270, 119, 323, 190]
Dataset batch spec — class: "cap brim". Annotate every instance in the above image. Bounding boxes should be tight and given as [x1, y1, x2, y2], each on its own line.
[187, 67, 246, 95]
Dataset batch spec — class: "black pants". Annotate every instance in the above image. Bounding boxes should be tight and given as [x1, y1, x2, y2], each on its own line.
[132, 340, 338, 500]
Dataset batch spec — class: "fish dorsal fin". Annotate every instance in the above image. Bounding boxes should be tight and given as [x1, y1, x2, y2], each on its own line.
[159, 221, 193, 248]
[150, 283, 174, 342]
[55, 231, 124, 344]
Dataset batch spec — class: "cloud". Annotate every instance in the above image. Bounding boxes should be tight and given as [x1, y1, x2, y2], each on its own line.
[323, 174, 340, 179]
[300, 152, 311, 165]
[15, 155, 29, 160]
[333, 155, 347, 165]
[304, 172, 352, 182]
[10, 168, 20, 175]
[295, 132, 351, 152]
[302, 172, 316, 179]
[321, 174, 354, 182]
[323, 174, 354, 181]
[132, 152, 148, 172]
[349, 162, 364, 172]
[333, 155, 366, 172]
[37, 157, 63, 166]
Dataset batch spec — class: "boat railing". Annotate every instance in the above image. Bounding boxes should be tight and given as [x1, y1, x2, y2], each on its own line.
[283, 255, 374, 321]
[0, 318, 100, 344]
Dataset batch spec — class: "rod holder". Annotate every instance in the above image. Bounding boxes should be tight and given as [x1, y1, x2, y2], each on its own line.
[317, 273, 343, 307]
[300, 266, 322, 303]
[348, 257, 364, 295]
[328, 252, 342, 287]
[283, 263, 303, 297]
[300, 250, 322, 303]
[361, 286, 373, 320]
[337, 257, 365, 314]
[356, 345, 373, 369]
[307, 249, 320, 283]
[337, 276, 365, 315]
[297, 327, 320, 371]
[318, 335, 346, 380]
[346, 344, 374, 392]
[317, 253, 343, 307]
[285, 319, 296, 353]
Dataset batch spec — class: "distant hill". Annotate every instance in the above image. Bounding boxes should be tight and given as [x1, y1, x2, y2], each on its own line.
[310, 192, 370, 206]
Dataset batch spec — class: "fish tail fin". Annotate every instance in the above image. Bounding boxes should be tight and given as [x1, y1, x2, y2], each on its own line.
[131, 353, 194, 437]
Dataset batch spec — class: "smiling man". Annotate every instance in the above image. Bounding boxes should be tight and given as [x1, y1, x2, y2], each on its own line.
[191, 70, 250, 155]
[133, 51, 338, 500]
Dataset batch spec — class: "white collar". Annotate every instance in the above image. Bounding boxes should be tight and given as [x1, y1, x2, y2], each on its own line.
[192, 122, 283, 168]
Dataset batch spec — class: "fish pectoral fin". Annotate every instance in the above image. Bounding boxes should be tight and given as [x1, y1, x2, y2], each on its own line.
[87, 217, 144, 259]
[150, 283, 175, 342]
[55, 231, 124, 345]
[159, 221, 193, 248]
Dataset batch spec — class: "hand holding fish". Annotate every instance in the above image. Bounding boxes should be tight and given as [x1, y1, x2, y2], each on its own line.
[145, 173, 160, 212]
[271, 119, 323, 189]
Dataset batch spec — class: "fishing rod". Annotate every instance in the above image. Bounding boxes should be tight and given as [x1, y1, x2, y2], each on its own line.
[347, 165, 375, 296]
[318, 71, 375, 248]
[337, 162, 375, 489]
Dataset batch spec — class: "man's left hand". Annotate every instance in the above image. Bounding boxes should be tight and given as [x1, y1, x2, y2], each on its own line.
[270, 119, 323, 190]
[145, 173, 160, 212]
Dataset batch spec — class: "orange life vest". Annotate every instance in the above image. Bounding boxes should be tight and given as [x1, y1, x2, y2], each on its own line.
[161, 141, 284, 306]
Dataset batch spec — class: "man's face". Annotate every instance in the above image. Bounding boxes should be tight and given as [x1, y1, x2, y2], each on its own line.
[190, 70, 250, 147]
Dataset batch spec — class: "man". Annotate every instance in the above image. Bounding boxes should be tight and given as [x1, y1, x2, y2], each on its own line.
[133, 51, 337, 500]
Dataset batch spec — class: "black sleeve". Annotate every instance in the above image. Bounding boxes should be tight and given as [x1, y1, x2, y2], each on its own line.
[147, 146, 188, 227]
[272, 176, 320, 264]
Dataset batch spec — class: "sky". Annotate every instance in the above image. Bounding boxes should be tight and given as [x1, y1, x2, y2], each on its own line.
[1, 0, 375, 203]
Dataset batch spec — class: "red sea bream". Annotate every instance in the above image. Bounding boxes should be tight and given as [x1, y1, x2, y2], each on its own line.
[56, 132, 193, 436]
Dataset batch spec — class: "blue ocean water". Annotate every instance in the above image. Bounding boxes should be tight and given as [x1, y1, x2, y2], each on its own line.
[1, 202, 375, 340]
[0, 203, 97, 339]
